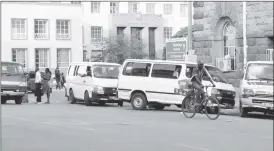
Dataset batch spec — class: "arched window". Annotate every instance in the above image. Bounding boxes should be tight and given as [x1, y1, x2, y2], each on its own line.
[223, 21, 236, 70]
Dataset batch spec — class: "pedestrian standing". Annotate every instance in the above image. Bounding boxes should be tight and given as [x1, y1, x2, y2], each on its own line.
[41, 68, 52, 104]
[55, 67, 61, 90]
[34, 67, 42, 104]
[60, 72, 66, 89]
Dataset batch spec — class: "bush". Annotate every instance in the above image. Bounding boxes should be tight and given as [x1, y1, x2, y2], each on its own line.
[102, 36, 147, 64]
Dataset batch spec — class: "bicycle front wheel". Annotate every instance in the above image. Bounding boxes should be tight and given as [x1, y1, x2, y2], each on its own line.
[181, 95, 196, 118]
[205, 96, 220, 120]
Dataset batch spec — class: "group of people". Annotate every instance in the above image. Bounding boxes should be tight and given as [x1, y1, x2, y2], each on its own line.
[34, 67, 65, 104]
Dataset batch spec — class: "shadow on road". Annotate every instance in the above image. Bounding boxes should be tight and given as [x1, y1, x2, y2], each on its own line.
[244, 113, 274, 120]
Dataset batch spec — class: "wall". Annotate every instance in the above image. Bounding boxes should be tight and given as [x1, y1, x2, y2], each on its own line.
[192, 2, 273, 67]
[1, 2, 83, 71]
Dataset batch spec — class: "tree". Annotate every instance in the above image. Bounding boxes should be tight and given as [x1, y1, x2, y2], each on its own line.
[102, 36, 147, 64]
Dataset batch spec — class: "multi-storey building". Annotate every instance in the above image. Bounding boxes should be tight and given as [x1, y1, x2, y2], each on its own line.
[81, 2, 190, 60]
[1, 2, 83, 73]
[190, 2, 273, 71]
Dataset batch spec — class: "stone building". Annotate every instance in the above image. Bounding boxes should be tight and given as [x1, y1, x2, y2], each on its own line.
[176, 2, 273, 71]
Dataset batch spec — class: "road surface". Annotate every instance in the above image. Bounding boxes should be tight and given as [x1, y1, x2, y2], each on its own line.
[2, 90, 273, 151]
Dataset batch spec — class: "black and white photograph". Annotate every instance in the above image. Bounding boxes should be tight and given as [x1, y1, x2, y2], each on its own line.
[0, 1, 273, 151]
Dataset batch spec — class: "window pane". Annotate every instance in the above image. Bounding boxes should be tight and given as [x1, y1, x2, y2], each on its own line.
[151, 64, 181, 79]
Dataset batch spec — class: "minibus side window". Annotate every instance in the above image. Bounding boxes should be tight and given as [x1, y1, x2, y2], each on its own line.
[76, 65, 87, 76]
[86, 66, 92, 77]
[68, 65, 76, 76]
[186, 66, 195, 78]
[151, 64, 182, 79]
[123, 62, 151, 77]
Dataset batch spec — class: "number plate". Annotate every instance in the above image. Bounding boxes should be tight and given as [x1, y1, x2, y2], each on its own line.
[263, 103, 274, 108]
[109, 96, 118, 100]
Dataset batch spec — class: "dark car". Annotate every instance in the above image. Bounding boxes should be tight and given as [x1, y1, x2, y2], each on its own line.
[1, 62, 28, 104]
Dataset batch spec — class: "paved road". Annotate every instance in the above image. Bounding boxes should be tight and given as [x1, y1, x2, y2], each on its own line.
[2, 90, 273, 151]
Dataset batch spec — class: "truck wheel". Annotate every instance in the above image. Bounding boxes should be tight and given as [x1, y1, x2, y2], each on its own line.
[131, 93, 147, 110]
[118, 102, 123, 107]
[69, 89, 76, 104]
[240, 102, 248, 117]
[84, 91, 92, 106]
[15, 97, 23, 104]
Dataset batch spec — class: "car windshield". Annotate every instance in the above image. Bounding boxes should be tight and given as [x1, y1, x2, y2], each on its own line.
[246, 63, 273, 81]
[93, 65, 120, 79]
[205, 66, 229, 83]
[1, 63, 24, 75]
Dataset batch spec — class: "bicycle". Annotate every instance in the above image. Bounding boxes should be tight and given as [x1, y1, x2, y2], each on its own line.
[174, 84, 220, 120]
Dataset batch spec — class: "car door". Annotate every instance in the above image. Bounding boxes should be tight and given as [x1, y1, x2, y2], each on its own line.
[74, 65, 87, 100]
[146, 63, 183, 104]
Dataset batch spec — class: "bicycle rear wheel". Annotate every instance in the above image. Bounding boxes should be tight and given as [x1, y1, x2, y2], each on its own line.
[181, 95, 196, 118]
[205, 96, 220, 120]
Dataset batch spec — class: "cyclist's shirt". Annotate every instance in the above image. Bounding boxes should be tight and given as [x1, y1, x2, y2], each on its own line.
[190, 67, 205, 83]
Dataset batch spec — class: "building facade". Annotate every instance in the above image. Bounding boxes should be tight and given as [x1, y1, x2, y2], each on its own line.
[1, 2, 83, 73]
[192, 2, 273, 71]
[81, 2, 190, 60]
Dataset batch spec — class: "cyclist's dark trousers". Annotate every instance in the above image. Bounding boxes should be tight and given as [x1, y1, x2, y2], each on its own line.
[192, 81, 205, 103]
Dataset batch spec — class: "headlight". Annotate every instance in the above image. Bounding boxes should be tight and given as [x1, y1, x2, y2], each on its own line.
[19, 82, 27, 87]
[211, 88, 220, 95]
[93, 86, 104, 94]
[242, 88, 254, 98]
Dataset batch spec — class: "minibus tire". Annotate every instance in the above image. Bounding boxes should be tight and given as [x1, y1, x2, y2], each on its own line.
[131, 93, 147, 110]
[84, 91, 92, 106]
[15, 98, 23, 104]
[69, 89, 76, 104]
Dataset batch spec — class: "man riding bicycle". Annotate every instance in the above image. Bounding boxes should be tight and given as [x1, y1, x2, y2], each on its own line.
[190, 61, 215, 105]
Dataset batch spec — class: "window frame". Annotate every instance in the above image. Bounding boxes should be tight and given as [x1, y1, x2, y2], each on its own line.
[146, 3, 155, 14]
[35, 48, 50, 69]
[163, 4, 173, 15]
[110, 2, 119, 14]
[68, 65, 76, 76]
[129, 2, 140, 13]
[151, 63, 182, 79]
[11, 18, 27, 40]
[91, 26, 103, 43]
[11, 48, 28, 68]
[57, 48, 71, 68]
[180, 3, 188, 17]
[76, 65, 87, 76]
[164, 27, 172, 41]
[56, 19, 71, 40]
[91, 2, 100, 13]
[34, 19, 49, 40]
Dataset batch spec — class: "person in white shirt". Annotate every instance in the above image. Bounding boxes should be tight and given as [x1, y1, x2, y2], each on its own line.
[35, 68, 42, 104]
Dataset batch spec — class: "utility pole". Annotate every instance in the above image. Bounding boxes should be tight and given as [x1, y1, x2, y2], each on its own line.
[0, 3, 2, 151]
[188, 2, 192, 53]
[243, 2, 247, 68]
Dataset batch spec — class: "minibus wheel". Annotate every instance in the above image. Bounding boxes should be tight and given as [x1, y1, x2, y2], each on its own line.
[84, 91, 92, 106]
[131, 93, 147, 110]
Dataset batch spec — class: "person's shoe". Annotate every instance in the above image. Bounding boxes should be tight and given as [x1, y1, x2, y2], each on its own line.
[37, 102, 42, 104]
[44, 102, 50, 104]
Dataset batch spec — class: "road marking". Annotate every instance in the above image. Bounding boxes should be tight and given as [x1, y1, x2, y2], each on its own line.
[176, 143, 213, 151]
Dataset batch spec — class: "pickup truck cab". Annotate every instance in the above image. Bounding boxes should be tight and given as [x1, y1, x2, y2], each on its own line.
[1, 62, 28, 104]
[239, 61, 273, 117]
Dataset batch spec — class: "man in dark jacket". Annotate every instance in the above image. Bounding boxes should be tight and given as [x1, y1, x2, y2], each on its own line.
[55, 67, 61, 90]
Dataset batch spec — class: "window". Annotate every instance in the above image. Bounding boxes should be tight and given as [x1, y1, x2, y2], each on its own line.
[123, 62, 151, 77]
[68, 65, 76, 76]
[266, 49, 273, 61]
[35, 48, 49, 68]
[12, 48, 27, 67]
[91, 26, 103, 43]
[146, 3, 155, 14]
[223, 21, 236, 70]
[11, 19, 27, 40]
[34, 19, 49, 40]
[186, 65, 195, 78]
[56, 20, 71, 40]
[110, 2, 119, 14]
[129, 2, 140, 13]
[71, 1, 81, 4]
[131, 27, 142, 41]
[91, 2, 100, 13]
[76, 65, 87, 76]
[57, 48, 71, 67]
[180, 3, 188, 17]
[164, 27, 172, 41]
[151, 64, 182, 79]
[117, 27, 125, 37]
[163, 4, 173, 15]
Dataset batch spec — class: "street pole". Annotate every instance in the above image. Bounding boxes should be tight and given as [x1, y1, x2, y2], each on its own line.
[243, 2, 247, 68]
[188, 2, 193, 53]
[0, 3, 2, 151]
